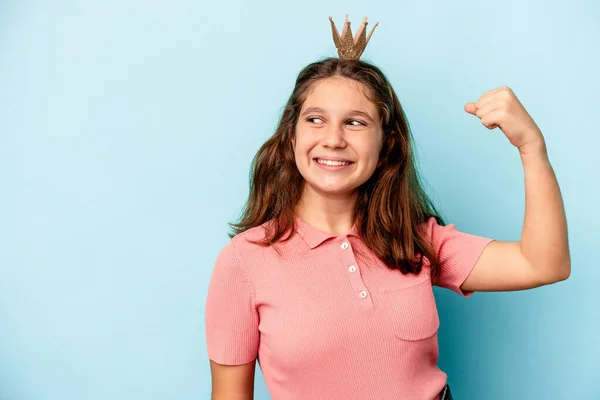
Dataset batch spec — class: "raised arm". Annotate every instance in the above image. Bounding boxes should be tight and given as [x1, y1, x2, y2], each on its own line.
[460, 86, 570, 292]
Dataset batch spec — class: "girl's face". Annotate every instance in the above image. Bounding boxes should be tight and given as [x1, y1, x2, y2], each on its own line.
[293, 77, 384, 198]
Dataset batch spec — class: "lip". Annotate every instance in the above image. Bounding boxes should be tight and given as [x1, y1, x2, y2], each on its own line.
[313, 156, 354, 162]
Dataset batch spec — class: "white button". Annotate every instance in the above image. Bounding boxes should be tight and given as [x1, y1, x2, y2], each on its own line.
[341, 242, 349, 250]
[359, 290, 368, 299]
[348, 265, 357, 273]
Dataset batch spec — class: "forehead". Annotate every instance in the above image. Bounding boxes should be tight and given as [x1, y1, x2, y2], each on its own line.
[301, 77, 378, 116]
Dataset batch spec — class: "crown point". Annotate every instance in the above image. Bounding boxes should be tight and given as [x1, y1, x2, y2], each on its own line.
[330, 14, 379, 61]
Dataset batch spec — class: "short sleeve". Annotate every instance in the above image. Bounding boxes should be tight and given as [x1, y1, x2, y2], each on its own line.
[205, 239, 259, 365]
[424, 217, 494, 297]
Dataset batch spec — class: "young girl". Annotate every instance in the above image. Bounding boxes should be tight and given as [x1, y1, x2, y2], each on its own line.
[205, 16, 570, 400]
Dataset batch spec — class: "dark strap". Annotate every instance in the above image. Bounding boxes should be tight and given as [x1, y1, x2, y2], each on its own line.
[440, 384, 454, 400]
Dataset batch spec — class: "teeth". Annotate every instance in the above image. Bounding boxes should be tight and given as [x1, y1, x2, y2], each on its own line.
[316, 158, 351, 166]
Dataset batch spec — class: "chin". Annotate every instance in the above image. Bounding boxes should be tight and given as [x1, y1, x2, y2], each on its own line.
[310, 183, 358, 197]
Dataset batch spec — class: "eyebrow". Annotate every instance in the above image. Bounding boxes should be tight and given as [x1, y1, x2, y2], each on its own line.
[300, 107, 375, 123]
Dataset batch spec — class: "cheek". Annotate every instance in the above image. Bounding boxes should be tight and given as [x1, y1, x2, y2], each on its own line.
[358, 137, 383, 159]
[293, 135, 312, 156]
[292, 138, 311, 169]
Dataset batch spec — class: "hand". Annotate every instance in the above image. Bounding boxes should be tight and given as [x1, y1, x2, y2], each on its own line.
[464, 86, 546, 155]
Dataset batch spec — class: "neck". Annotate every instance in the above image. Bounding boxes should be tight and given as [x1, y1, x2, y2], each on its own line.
[295, 185, 357, 236]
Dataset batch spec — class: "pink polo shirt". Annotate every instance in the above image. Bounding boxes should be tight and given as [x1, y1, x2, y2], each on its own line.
[205, 216, 493, 400]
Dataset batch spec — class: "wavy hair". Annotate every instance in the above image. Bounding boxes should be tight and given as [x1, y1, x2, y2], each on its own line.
[228, 57, 445, 282]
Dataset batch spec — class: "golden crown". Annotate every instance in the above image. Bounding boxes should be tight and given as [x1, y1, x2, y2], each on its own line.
[329, 14, 379, 61]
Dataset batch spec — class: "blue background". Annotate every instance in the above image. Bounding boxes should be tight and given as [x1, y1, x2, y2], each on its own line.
[1, 1, 598, 399]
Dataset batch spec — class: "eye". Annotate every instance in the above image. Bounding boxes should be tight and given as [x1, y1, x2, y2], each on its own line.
[307, 117, 324, 124]
[348, 120, 365, 126]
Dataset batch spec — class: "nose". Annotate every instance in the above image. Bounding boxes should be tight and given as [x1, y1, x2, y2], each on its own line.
[321, 124, 347, 149]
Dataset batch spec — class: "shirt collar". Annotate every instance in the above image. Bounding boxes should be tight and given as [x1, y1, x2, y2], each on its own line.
[294, 215, 360, 249]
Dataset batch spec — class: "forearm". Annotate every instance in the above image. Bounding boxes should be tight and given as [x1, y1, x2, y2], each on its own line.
[519, 139, 571, 281]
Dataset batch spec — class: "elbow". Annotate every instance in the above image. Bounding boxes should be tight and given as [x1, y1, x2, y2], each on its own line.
[558, 254, 572, 281]
[558, 260, 571, 281]
[541, 260, 571, 285]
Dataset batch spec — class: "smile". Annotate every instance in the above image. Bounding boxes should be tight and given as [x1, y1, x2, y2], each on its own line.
[313, 158, 354, 170]
[316, 158, 352, 166]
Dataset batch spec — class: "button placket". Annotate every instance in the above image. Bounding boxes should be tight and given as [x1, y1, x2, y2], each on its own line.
[338, 238, 372, 306]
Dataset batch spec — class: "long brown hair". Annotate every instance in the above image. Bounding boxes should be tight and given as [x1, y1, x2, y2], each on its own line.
[229, 57, 445, 282]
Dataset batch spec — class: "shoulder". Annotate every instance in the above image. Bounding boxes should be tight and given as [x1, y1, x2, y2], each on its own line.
[236, 223, 271, 242]
[218, 221, 276, 260]
[229, 222, 271, 249]
[419, 216, 490, 250]
[211, 225, 271, 288]
[419, 216, 449, 240]
[218, 219, 305, 268]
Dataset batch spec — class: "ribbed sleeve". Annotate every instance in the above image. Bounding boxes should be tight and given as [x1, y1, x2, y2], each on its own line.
[426, 217, 494, 297]
[205, 239, 259, 365]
